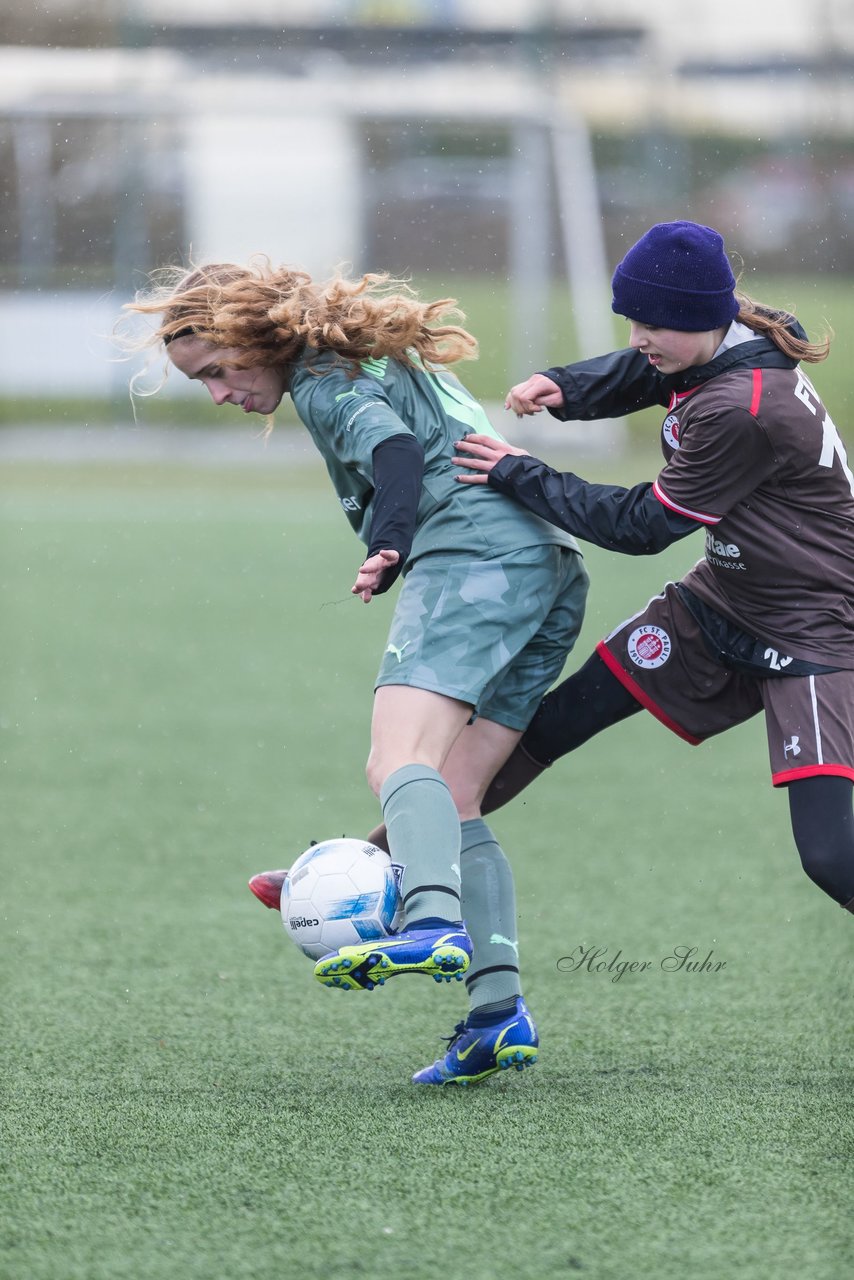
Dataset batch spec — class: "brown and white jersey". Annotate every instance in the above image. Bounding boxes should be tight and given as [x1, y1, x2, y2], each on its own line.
[654, 365, 854, 667]
[489, 325, 854, 670]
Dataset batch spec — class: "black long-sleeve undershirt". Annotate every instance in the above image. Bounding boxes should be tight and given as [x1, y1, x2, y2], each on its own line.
[365, 433, 425, 594]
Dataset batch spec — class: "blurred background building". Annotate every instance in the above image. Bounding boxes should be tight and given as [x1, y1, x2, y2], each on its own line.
[2, 0, 854, 399]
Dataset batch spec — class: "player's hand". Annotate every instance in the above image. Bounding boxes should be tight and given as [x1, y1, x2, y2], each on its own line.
[453, 434, 530, 484]
[505, 373, 564, 417]
[352, 548, 400, 603]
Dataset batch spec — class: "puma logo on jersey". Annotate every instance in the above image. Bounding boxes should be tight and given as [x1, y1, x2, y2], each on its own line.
[385, 640, 413, 663]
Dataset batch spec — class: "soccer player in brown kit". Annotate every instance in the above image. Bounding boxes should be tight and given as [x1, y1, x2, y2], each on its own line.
[450, 220, 854, 917]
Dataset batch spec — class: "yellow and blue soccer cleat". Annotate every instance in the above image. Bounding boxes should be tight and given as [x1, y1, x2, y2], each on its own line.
[314, 924, 472, 991]
[411, 997, 539, 1085]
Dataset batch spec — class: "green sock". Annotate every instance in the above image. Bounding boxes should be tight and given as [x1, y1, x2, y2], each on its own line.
[380, 764, 462, 925]
[459, 817, 522, 1009]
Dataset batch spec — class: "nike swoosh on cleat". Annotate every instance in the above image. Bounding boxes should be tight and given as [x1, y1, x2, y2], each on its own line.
[455, 1038, 482, 1062]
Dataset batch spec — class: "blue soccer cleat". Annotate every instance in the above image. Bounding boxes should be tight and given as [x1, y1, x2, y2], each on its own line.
[314, 924, 472, 992]
[412, 997, 539, 1085]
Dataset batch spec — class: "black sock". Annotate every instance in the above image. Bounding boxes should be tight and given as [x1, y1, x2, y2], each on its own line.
[407, 916, 461, 930]
[467, 997, 519, 1027]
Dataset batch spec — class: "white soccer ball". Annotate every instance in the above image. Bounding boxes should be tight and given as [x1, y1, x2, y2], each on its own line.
[281, 838, 403, 961]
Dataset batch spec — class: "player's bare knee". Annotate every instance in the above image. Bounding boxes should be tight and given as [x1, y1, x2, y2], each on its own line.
[365, 754, 384, 798]
[447, 780, 482, 820]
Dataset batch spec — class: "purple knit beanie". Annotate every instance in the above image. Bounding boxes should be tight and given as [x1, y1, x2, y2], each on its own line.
[611, 221, 739, 331]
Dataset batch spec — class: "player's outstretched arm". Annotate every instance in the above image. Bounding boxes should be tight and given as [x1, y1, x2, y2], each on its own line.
[453, 434, 532, 485]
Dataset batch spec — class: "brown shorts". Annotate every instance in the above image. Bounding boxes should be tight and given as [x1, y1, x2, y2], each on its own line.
[597, 582, 854, 787]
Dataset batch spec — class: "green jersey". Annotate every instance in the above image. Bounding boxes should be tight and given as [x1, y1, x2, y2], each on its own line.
[288, 350, 579, 566]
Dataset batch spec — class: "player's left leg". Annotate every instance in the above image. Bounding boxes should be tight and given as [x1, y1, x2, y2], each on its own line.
[788, 776, 854, 910]
[409, 701, 550, 1080]
[411, 715, 540, 1084]
[411, 819, 539, 1085]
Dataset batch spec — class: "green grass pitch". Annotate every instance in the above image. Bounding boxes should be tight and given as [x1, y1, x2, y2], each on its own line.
[2, 455, 851, 1280]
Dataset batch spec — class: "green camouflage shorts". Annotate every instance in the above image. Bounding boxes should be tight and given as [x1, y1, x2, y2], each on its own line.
[376, 545, 589, 730]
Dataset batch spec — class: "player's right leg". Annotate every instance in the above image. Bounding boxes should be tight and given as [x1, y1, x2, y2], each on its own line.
[314, 685, 474, 991]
